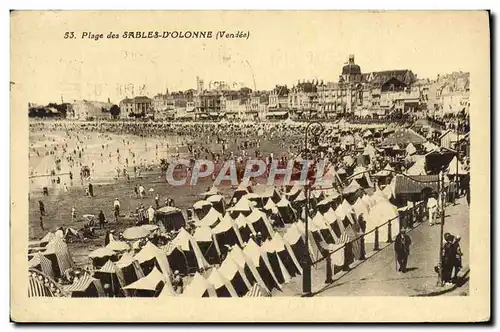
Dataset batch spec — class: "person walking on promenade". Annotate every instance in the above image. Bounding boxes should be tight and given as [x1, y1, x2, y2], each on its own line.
[441, 233, 455, 285]
[427, 195, 438, 226]
[451, 234, 463, 284]
[394, 228, 412, 273]
[88, 183, 94, 197]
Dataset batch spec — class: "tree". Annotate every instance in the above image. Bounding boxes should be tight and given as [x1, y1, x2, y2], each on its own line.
[110, 105, 120, 119]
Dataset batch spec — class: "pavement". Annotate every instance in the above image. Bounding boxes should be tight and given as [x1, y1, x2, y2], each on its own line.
[275, 196, 470, 297]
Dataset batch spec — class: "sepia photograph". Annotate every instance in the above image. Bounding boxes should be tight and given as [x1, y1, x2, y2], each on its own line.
[10, 10, 490, 322]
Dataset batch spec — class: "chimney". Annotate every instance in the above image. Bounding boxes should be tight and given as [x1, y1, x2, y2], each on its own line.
[108, 97, 110, 103]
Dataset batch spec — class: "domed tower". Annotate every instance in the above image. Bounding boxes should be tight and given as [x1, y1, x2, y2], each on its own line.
[342, 55, 362, 83]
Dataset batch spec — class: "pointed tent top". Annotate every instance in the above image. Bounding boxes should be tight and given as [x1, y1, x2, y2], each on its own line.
[311, 213, 328, 230]
[235, 214, 250, 228]
[227, 246, 249, 270]
[183, 272, 215, 297]
[206, 194, 224, 203]
[276, 196, 292, 207]
[335, 204, 347, 221]
[283, 223, 302, 244]
[197, 208, 222, 228]
[199, 186, 221, 198]
[343, 179, 361, 194]
[341, 199, 354, 213]
[171, 227, 193, 251]
[322, 208, 338, 223]
[213, 214, 235, 234]
[242, 239, 264, 266]
[193, 226, 213, 242]
[366, 200, 399, 227]
[228, 197, 253, 212]
[263, 186, 279, 199]
[294, 190, 307, 202]
[236, 182, 251, 192]
[214, 258, 240, 283]
[286, 184, 304, 197]
[116, 252, 136, 268]
[247, 209, 266, 223]
[193, 200, 213, 210]
[252, 183, 268, 195]
[406, 142, 417, 155]
[317, 196, 333, 206]
[263, 199, 277, 210]
[41, 232, 55, 243]
[123, 267, 165, 291]
[353, 198, 369, 219]
[134, 241, 162, 264]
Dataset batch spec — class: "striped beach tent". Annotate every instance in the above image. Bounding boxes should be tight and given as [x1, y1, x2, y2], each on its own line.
[44, 237, 75, 278]
[64, 273, 105, 298]
[245, 283, 271, 297]
[28, 269, 67, 297]
[28, 252, 54, 278]
[98, 260, 117, 274]
[339, 225, 363, 263]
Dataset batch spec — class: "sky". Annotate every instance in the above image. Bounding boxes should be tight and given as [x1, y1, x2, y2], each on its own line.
[11, 11, 488, 105]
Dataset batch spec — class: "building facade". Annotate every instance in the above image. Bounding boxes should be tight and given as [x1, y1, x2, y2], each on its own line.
[315, 55, 418, 118]
[70, 99, 113, 120]
[119, 96, 153, 118]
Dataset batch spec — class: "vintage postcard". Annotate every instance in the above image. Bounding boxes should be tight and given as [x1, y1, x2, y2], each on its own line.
[10, 10, 490, 322]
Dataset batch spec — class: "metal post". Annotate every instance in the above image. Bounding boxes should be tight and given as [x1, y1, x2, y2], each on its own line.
[303, 125, 311, 295]
[303, 182, 311, 294]
[456, 118, 460, 198]
[374, 226, 380, 251]
[359, 234, 366, 260]
[437, 171, 445, 287]
[302, 121, 324, 295]
[387, 220, 392, 243]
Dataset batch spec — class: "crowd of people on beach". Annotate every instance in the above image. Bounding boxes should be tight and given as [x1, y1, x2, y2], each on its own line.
[28, 116, 470, 297]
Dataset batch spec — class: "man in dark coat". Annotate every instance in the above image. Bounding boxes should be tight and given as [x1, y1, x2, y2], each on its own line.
[451, 234, 463, 284]
[39, 201, 46, 216]
[442, 233, 456, 284]
[88, 183, 94, 197]
[394, 228, 412, 273]
[98, 210, 106, 229]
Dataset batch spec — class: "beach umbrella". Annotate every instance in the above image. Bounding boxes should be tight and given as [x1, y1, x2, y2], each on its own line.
[106, 241, 130, 252]
[123, 226, 150, 241]
[140, 224, 159, 232]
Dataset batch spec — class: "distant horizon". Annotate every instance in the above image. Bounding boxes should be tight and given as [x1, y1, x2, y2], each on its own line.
[27, 68, 470, 106]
